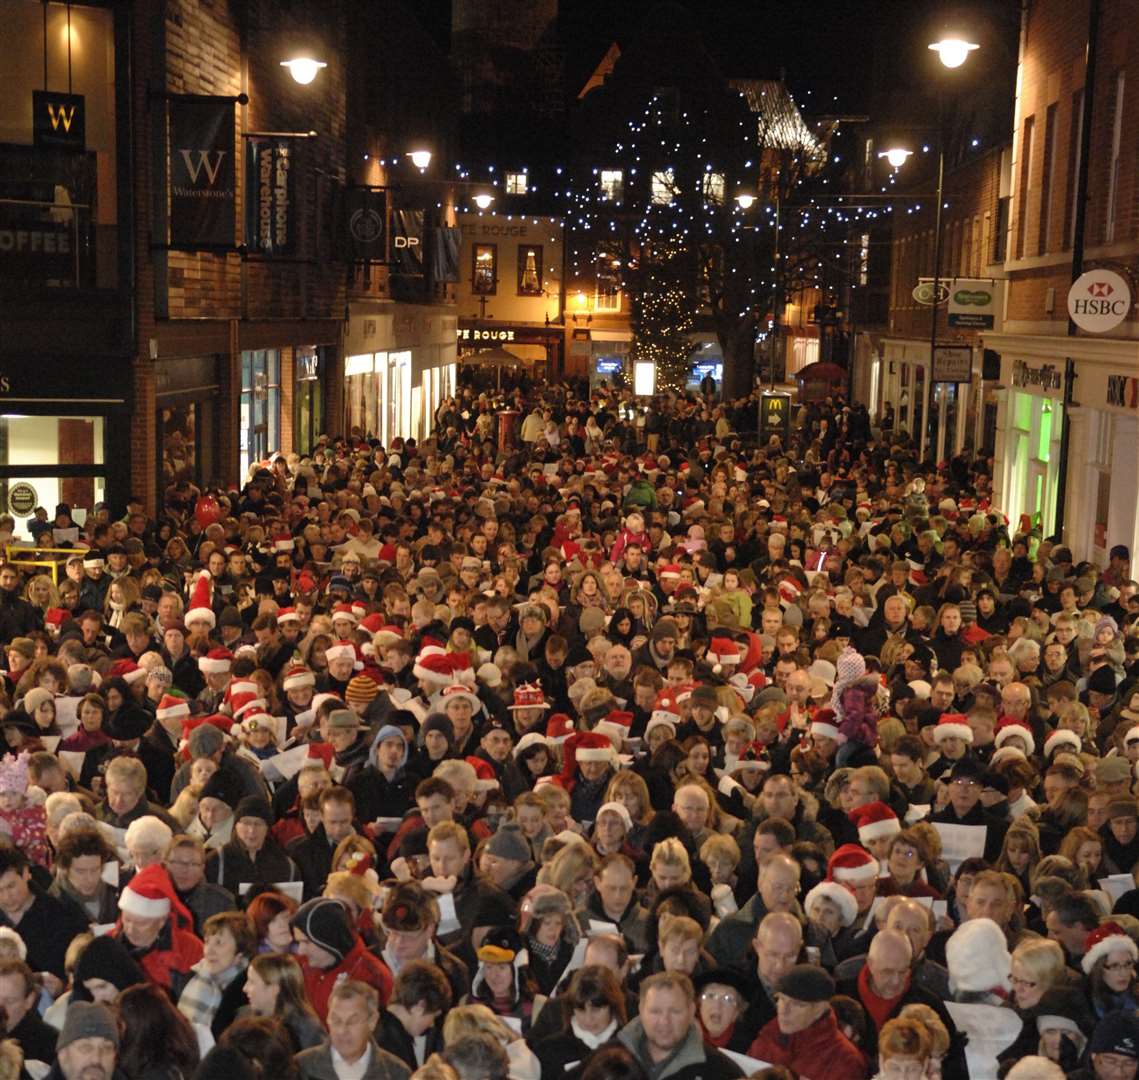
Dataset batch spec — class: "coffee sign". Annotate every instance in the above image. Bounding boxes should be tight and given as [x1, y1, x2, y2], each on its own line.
[1068, 269, 1131, 333]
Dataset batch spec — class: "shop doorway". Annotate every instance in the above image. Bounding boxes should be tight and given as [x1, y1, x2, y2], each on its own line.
[240, 350, 281, 479]
[294, 348, 325, 455]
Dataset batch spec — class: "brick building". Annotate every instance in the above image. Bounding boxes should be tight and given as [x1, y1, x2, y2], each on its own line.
[983, 0, 1139, 560]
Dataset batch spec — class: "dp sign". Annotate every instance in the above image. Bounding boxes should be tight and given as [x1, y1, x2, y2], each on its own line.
[1068, 269, 1132, 333]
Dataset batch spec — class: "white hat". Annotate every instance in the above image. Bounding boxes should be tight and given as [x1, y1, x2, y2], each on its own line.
[804, 881, 857, 927]
[946, 917, 1010, 994]
[595, 801, 633, 832]
[1043, 729, 1081, 758]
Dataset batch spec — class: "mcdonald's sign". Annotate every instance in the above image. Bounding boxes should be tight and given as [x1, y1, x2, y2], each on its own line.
[32, 91, 85, 150]
[759, 391, 792, 443]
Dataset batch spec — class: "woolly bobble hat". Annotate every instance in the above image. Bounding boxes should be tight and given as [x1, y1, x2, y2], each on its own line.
[486, 822, 532, 863]
[946, 917, 1011, 994]
[932, 713, 973, 745]
[290, 897, 356, 964]
[1044, 729, 1081, 758]
[852, 800, 901, 845]
[345, 675, 380, 705]
[1082, 921, 1139, 975]
[994, 719, 1035, 756]
[826, 843, 879, 884]
[0, 753, 29, 795]
[804, 881, 858, 927]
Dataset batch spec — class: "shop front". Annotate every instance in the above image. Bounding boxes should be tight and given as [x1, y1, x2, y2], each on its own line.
[294, 347, 326, 455]
[0, 355, 130, 538]
[458, 321, 562, 387]
[155, 355, 220, 495]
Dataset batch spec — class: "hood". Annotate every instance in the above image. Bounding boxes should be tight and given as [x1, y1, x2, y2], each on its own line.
[368, 724, 409, 769]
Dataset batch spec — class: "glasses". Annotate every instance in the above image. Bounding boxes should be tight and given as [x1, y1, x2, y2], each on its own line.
[1105, 960, 1138, 973]
[699, 991, 741, 1007]
[951, 779, 978, 788]
[166, 859, 204, 870]
[1009, 976, 1037, 989]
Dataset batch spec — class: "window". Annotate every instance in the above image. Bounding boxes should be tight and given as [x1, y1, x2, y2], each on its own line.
[517, 245, 543, 295]
[596, 253, 621, 311]
[505, 171, 528, 195]
[702, 171, 725, 204]
[472, 244, 497, 294]
[1064, 88, 1085, 250]
[1015, 115, 1033, 259]
[240, 350, 281, 480]
[1039, 103, 1058, 254]
[1106, 72, 1125, 243]
[599, 169, 623, 201]
[651, 168, 675, 205]
[858, 232, 870, 286]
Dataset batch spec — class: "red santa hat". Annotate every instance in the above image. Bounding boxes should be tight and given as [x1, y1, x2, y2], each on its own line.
[932, 714, 973, 745]
[593, 710, 633, 749]
[658, 564, 682, 581]
[1082, 922, 1139, 974]
[1044, 729, 1081, 758]
[778, 577, 802, 608]
[810, 709, 842, 743]
[273, 534, 295, 552]
[852, 801, 901, 845]
[804, 881, 858, 927]
[464, 755, 500, 792]
[231, 692, 268, 721]
[827, 843, 880, 884]
[282, 666, 315, 692]
[109, 659, 147, 685]
[117, 864, 193, 930]
[276, 607, 300, 626]
[44, 608, 71, 630]
[546, 713, 576, 744]
[412, 649, 453, 683]
[155, 695, 190, 723]
[185, 571, 215, 628]
[197, 648, 234, 676]
[706, 637, 742, 675]
[331, 603, 358, 625]
[359, 613, 386, 635]
[994, 719, 1035, 756]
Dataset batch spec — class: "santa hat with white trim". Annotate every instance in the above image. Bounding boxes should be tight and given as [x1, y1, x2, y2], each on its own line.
[117, 863, 193, 929]
[851, 801, 901, 845]
[1044, 729, 1081, 758]
[645, 713, 678, 742]
[810, 708, 843, 743]
[546, 713, 575, 744]
[994, 719, 1035, 756]
[155, 695, 190, 725]
[412, 648, 452, 683]
[231, 692, 268, 722]
[658, 563, 682, 582]
[282, 666, 315, 692]
[706, 637, 742, 675]
[932, 713, 973, 745]
[185, 571, 215, 629]
[568, 730, 617, 766]
[593, 710, 633, 750]
[276, 607, 300, 626]
[325, 641, 359, 666]
[331, 603, 358, 626]
[804, 880, 858, 927]
[827, 843, 880, 884]
[1082, 921, 1139, 974]
[273, 534, 295, 552]
[197, 648, 233, 676]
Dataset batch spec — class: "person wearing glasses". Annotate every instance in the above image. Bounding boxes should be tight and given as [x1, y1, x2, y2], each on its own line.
[691, 969, 750, 1052]
[930, 757, 1008, 862]
[1083, 923, 1139, 1020]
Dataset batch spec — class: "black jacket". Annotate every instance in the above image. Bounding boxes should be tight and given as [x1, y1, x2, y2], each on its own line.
[207, 837, 300, 893]
[288, 825, 340, 901]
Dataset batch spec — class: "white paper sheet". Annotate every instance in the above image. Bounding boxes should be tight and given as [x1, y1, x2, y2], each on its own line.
[588, 919, 620, 936]
[101, 861, 119, 887]
[945, 1001, 1022, 1079]
[58, 750, 85, 781]
[436, 891, 461, 935]
[237, 880, 304, 903]
[38, 735, 60, 753]
[373, 817, 403, 834]
[1100, 874, 1134, 905]
[54, 697, 80, 738]
[91, 923, 116, 937]
[721, 1050, 773, 1074]
[931, 822, 987, 873]
[259, 744, 311, 783]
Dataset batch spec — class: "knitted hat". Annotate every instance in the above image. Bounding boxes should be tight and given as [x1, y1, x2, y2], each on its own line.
[486, 823, 531, 863]
[932, 713, 973, 744]
[852, 801, 901, 844]
[775, 964, 834, 1003]
[58, 1002, 119, 1052]
[74, 935, 146, 995]
[1088, 666, 1118, 695]
[518, 884, 579, 943]
[804, 881, 858, 927]
[345, 675, 380, 705]
[290, 897, 356, 964]
[651, 617, 680, 643]
[994, 719, 1035, 756]
[233, 797, 274, 827]
[185, 572, 215, 628]
[946, 917, 1011, 994]
[596, 801, 633, 832]
[1044, 729, 1081, 758]
[1082, 921, 1139, 974]
[1090, 1012, 1139, 1058]
[827, 843, 879, 884]
[419, 714, 454, 750]
[118, 864, 192, 928]
[0, 753, 29, 795]
[197, 648, 233, 676]
[199, 769, 243, 811]
[282, 666, 315, 692]
[370, 724, 408, 769]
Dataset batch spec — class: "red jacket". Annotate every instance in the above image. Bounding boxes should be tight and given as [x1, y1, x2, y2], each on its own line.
[112, 923, 203, 993]
[748, 1010, 867, 1080]
[301, 936, 393, 1023]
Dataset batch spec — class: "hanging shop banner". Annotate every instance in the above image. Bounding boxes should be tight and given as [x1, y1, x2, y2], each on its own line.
[32, 91, 85, 151]
[948, 279, 997, 329]
[933, 346, 973, 383]
[431, 226, 462, 282]
[391, 208, 425, 275]
[169, 98, 235, 248]
[342, 187, 386, 262]
[245, 137, 296, 257]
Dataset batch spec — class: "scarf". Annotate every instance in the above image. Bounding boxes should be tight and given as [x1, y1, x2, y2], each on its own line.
[857, 963, 908, 1030]
[526, 935, 560, 964]
[571, 1017, 617, 1050]
[107, 601, 125, 630]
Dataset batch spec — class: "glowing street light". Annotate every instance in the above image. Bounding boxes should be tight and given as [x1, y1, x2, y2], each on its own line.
[929, 37, 979, 69]
[879, 147, 913, 169]
[280, 57, 327, 84]
[734, 192, 756, 210]
[408, 150, 432, 171]
[473, 193, 494, 210]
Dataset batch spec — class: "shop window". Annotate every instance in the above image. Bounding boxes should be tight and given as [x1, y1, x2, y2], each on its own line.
[596, 253, 621, 311]
[473, 244, 497, 294]
[240, 350, 280, 480]
[651, 169, 675, 205]
[517, 245, 543, 295]
[294, 347, 323, 455]
[505, 171, 528, 195]
[1037, 400, 1054, 461]
[159, 405, 198, 487]
[599, 169, 623, 202]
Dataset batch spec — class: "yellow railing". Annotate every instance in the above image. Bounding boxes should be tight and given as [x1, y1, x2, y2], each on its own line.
[4, 544, 79, 585]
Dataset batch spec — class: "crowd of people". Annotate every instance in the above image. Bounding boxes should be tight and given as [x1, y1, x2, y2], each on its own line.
[0, 379, 1134, 1080]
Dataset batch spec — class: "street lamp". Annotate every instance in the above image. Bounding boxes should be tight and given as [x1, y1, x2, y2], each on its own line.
[734, 192, 756, 210]
[929, 37, 979, 69]
[408, 149, 432, 171]
[473, 192, 494, 210]
[280, 57, 327, 85]
[878, 147, 913, 169]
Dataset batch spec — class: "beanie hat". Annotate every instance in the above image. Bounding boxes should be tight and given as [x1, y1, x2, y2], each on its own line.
[185, 572, 215, 628]
[852, 801, 900, 845]
[827, 843, 879, 884]
[804, 881, 858, 927]
[651, 617, 680, 644]
[290, 897, 356, 964]
[994, 719, 1035, 755]
[0, 753, 29, 795]
[1088, 666, 1118, 695]
[946, 917, 1011, 994]
[1091, 1011, 1139, 1058]
[1044, 729, 1081, 758]
[486, 822, 532, 864]
[419, 713, 454, 750]
[596, 801, 633, 832]
[73, 935, 146, 997]
[197, 648, 233, 675]
[1082, 921, 1139, 974]
[775, 964, 834, 1003]
[370, 724, 408, 769]
[118, 864, 192, 929]
[933, 713, 973, 744]
[199, 768, 243, 811]
[345, 675, 380, 705]
[233, 796, 274, 827]
[58, 1002, 119, 1051]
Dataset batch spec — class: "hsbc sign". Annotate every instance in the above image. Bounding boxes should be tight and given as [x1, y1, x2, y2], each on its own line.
[1068, 269, 1132, 333]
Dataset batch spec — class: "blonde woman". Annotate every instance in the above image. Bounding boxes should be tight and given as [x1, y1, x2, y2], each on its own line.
[1009, 938, 1067, 1012]
[442, 1004, 540, 1080]
[23, 575, 59, 618]
[604, 772, 653, 854]
[104, 575, 141, 632]
[537, 843, 599, 910]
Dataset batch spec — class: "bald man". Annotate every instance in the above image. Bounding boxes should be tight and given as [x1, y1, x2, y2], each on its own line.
[833, 897, 949, 998]
[732, 911, 803, 1047]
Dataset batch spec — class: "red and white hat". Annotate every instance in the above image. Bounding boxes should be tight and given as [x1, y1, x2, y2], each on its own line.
[231, 692, 268, 721]
[827, 843, 880, 884]
[546, 713, 576, 744]
[277, 607, 300, 626]
[778, 576, 802, 608]
[465, 755, 500, 792]
[852, 801, 901, 845]
[509, 683, 549, 711]
[594, 710, 633, 749]
[117, 864, 192, 928]
[1044, 729, 1081, 758]
[994, 719, 1035, 756]
[810, 709, 842, 743]
[331, 603, 358, 625]
[282, 666, 315, 692]
[658, 563, 682, 581]
[804, 881, 858, 927]
[109, 659, 147, 685]
[155, 695, 190, 724]
[197, 648, 233, 675]
[413, 648, 452, 683]
[933, 714, 973, 745]
[706, 637, 742, 674]
[325, 641, 358, 665]
[1083, 922, 1139, 974]
[44, 608, 70, 629]
[440, 683, 480, 711]
[567, 730, 617, 765]
[372, 624, 404, 648]
[358, 613, 385, 635]
[238, 711, 285, 745]
[273, 534, 295, 552]
[185, 571, 215, 628]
